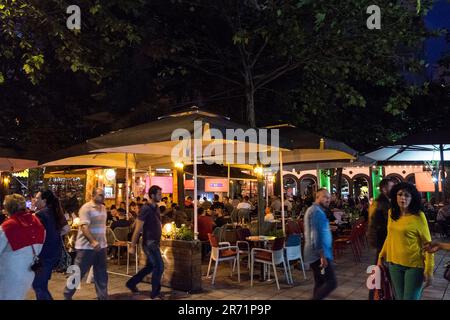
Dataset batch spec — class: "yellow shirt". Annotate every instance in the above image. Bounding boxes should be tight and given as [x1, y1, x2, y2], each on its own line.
[379, 210, 434, 276]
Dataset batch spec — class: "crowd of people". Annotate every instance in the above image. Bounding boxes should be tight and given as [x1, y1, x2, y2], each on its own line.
[0, 178, 448, 301]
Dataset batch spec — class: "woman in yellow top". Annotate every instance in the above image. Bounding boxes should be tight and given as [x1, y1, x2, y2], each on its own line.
[378, 182, 434, 300]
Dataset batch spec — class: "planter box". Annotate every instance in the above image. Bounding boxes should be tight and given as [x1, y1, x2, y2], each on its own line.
[139, 239, 202, 293]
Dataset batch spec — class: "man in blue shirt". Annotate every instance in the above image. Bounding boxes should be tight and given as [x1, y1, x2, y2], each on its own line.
[304, 188, 337, 300]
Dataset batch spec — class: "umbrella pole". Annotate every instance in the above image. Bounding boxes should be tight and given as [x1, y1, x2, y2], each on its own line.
[126, 153, 129, 220]
[440, 144, 446, 203]
[227, 163, 230, 197]
[279, 151, 285, 235]
[193, 140, 198, 240]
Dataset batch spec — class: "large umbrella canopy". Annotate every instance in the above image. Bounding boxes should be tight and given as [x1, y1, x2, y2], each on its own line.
[364, 129, 450, 162]
[88, 108, 288, 163]
[265, 124, 357, 164]
[364, 129, 450, 201]
[39, 143, 174, 169]
[364, 145, 450, 162]
[0, 146, 38, 171]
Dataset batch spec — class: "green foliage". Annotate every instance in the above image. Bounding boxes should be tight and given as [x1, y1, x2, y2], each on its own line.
[175, 224, 194, 241]
[162, 222, 194, 241]
[267, 229, 284, 238]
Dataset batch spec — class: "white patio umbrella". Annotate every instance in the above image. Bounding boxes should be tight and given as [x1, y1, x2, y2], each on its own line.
[265, 124, 358, 234]
[88, 108, 287, 239]
[0, 147, 38, 171]
[364, 129, 450, 200]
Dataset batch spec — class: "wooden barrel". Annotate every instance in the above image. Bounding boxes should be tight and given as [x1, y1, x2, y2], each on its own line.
[139, 239, 202, 292]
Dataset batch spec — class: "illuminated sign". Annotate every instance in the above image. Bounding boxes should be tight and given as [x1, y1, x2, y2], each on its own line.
[415, 172, 442, 192]
[150, 176, 173, 193]
[205, 178, 228, 192]
[12, 169, 29, 178]
[104, 169, 116, 181]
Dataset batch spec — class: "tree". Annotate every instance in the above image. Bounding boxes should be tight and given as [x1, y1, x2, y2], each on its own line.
[138, 0, 431, 128]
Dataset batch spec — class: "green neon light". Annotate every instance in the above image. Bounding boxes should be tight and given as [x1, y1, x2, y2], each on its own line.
[371, 166, 383, 199]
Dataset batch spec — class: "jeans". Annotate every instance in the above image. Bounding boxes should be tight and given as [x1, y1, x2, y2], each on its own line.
[127, 240, 164, 298]
[32, 256, 59, 300]
[388, 263, 424, 300]
[310, 258, 337, 300]
[63, 248, 108, 300]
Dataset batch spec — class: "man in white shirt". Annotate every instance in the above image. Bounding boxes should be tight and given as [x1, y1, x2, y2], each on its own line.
[64, 188, 108, 300]
[237, 196, 253, 210]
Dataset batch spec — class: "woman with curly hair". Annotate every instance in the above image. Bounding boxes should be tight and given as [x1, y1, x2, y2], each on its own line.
[378, 182, 434, 300]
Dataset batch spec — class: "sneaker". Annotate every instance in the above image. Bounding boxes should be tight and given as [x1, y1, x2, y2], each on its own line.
[125, 281, 139, 294]
[151, 294, 164, 300]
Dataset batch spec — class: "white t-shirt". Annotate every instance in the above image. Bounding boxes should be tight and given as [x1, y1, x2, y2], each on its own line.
[237, 202, 252, 210]
[75, 201, 107, 250]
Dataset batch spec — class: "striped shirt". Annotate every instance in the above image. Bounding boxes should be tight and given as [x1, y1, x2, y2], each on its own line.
[75, 201, 107, 250]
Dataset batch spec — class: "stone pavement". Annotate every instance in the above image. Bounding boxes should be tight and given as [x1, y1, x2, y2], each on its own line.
[25, 240, 450, 300]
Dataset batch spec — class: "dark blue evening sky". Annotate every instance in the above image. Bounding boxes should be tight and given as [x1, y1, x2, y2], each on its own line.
[424, 0, 450, 75]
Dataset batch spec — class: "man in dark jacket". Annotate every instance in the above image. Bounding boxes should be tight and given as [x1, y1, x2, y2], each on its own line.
[367, 178, 394, 299]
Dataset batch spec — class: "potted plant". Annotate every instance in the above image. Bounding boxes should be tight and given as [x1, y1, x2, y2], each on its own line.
[158, 223, 202, 292]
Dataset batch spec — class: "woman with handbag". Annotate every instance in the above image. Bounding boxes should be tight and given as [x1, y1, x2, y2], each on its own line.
[378, 182, 434, 300]
[32, 190, 68, 300]
[0, 194, 45, 300]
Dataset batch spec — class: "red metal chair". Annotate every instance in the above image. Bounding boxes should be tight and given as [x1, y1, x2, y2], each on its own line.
[334, 225, 362, 262]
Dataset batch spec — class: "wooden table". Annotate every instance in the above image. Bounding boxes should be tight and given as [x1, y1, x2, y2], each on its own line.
[246, 236, 276, 281]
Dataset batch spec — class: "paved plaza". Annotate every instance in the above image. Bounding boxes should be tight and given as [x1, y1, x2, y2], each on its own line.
[25, 237, 450, 301]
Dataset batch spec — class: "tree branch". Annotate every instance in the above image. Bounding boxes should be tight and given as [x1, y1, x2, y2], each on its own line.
[254, 61, 302, 90]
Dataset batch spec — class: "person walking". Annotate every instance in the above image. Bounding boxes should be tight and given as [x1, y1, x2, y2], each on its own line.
[378, 182, 434, 300]
[32, 190, 69, 300]
[367, 178, 394, 299]
[0, 194, 45, 300]
[126, 185, 164, 300]
[304, 188, 337, 300]
[63, 188, 108, 300]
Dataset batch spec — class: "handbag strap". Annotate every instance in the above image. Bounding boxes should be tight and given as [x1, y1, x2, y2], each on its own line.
[31, 244, 38, 259]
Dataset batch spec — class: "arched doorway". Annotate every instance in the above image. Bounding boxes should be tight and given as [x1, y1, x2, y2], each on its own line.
[385, 173, 404, 185]
[352, 174, 371, 200]
[283, 174, 299, 197]
[405, 173, 416, 185]
[299, 175, 317, 199]
[331, 174, 351, 199]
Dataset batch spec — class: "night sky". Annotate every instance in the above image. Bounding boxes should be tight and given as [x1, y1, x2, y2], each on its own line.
[424, 0, 450, 77]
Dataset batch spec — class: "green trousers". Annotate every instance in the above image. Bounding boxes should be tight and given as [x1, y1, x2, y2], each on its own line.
[388, 263, 424, 300]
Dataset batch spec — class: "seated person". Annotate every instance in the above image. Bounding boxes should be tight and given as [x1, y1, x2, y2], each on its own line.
[214, 208, 226, 228]
[174, 207, 188, 228]
[264, 207, 275, 222]
[110, 208, 132, 230]
[210, 194, 225, 211]
[184, 196, 194, 208]
[237, 196, 253, 210]
[197, 207, 214, 241]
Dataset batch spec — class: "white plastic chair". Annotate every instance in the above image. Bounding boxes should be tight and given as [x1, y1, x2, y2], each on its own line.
[206, 233, 240, 285]
[251, 237, 289, 290]
[284, 234, 307, 283]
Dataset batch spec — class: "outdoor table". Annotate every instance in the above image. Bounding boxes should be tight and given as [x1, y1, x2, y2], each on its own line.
[246, 236, 276, 281]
